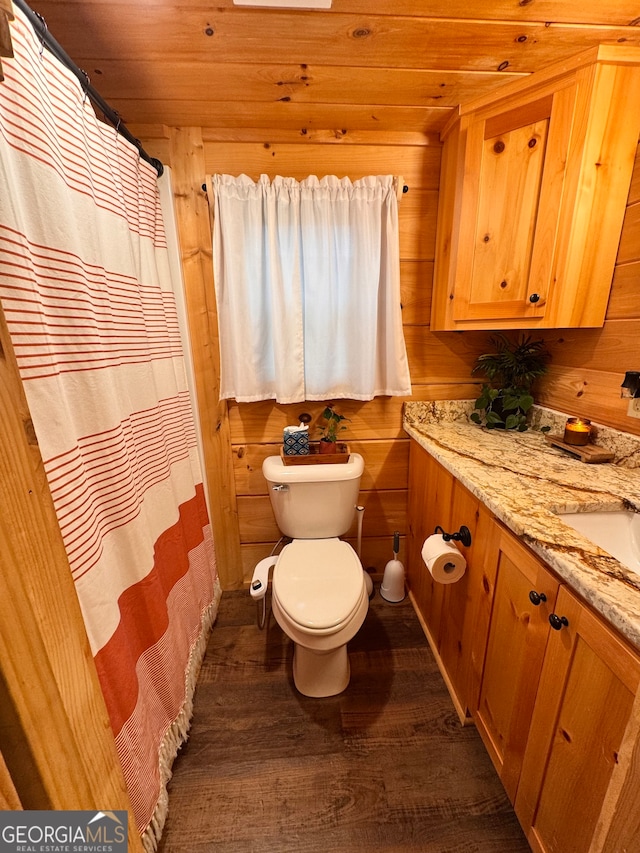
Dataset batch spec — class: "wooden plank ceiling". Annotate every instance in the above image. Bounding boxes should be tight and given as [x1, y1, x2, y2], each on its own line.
[25, 0, 640, 137]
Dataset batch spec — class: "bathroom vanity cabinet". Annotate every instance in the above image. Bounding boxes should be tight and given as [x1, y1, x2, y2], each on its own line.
[407, 439, 640, 853]
[430, 45, 640, 331]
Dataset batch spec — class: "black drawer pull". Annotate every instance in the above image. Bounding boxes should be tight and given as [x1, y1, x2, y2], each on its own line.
[529, 590, 547, 606]
[549, 613, 569, 631]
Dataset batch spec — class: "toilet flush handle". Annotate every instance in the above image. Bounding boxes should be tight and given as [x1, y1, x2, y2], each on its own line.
[272, 483, 289, 492]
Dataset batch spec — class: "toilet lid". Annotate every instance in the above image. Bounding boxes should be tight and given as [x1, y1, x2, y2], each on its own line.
[274, 539, 364, 630]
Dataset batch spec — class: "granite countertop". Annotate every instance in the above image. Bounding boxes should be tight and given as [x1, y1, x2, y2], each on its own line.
[403, 401, 640, 650]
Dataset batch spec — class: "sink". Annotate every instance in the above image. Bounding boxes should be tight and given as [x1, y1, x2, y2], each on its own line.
[559, 510, 640, 575]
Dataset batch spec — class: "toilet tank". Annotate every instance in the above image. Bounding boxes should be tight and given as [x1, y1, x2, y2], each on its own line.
[262, 453, 364, 539]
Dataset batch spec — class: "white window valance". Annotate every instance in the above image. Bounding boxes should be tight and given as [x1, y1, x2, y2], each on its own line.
[211, 173, 411, 403]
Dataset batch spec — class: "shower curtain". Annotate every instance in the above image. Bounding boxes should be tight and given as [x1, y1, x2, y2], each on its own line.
[0, 7, 218, 848]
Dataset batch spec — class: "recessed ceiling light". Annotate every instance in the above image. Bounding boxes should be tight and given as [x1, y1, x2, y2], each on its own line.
[233, 0, 332, 7]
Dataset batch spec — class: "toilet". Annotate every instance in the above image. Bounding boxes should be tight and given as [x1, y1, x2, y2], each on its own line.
[261, 453, 368, 698]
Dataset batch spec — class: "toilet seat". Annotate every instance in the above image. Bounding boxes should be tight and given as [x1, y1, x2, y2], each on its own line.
[273, 539, 364, 631]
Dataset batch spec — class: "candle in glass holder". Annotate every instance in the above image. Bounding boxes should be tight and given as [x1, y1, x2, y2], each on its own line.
[563, 417, 591, 446]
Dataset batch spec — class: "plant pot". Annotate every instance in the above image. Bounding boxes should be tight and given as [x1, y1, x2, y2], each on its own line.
[471, 384, 534, 431]
[488, 396, 507, 429]
[319, 439, 337, 454]
[485, 397, 531, 430]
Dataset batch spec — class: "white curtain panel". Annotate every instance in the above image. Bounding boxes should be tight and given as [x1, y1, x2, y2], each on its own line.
[211, 173, 412, 403]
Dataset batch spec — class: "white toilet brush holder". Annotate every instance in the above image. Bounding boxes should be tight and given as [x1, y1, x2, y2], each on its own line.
[381, 531, 405, 602]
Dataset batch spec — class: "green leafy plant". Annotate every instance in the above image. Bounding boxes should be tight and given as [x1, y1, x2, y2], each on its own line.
[470, 334, 551, 431]
[317, 405, 349, 443]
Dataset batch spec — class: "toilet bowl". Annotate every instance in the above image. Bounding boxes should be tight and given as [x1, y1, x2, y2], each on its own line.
[271, 538, 369, 697]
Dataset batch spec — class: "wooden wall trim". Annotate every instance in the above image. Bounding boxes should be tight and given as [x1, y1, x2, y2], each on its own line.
[0, 750, 21, 810]
[168, 127, 243, 589]
[132, 125, 440, 148]
[0, 303, 142, 849]
[203, 142, 441, 189]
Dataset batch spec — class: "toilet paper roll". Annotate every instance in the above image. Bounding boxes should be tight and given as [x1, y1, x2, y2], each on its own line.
[421, 534, 467, 584]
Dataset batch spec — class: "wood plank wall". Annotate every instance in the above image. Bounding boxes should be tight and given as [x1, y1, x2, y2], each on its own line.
[140, 128, 640, 590]
[537, 143, 640, 436]
[149, 126, 489, 588]
[206, 133, 495, 585]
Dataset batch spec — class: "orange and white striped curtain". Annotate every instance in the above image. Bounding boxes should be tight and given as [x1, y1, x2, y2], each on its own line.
[0, 7, 218, 848]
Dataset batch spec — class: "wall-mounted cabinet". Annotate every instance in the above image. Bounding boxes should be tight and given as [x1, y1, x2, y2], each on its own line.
[431, 45, 640, 331]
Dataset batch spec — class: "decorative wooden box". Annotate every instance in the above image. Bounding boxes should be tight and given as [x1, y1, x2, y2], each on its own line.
[280, 442, 350, 465]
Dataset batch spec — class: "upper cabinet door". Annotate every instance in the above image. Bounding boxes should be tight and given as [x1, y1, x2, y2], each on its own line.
[453, 99, 553, 324]
[432, 46, 640, 331]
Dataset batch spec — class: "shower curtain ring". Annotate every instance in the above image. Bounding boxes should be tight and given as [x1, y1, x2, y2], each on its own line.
[80, 70, 91, 99]
[34, 12, 47, 57]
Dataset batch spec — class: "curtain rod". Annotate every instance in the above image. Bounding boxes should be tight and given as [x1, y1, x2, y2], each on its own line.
[13, 0, 164, 177]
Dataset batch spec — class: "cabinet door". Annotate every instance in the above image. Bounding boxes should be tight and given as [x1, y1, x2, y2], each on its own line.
[437, 479, 486, 715]
[515, 585, 640, 853]
[407, 441, 454, 641]
[407, 442, 485, 720]
[475, 522, 560, 803]
[452, 97, 558, 324]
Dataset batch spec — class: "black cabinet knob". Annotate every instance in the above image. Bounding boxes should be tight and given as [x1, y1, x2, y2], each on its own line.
[549, 613, 569, 631]
[529, 590, 547, 606]
[529, 293, 541, 303]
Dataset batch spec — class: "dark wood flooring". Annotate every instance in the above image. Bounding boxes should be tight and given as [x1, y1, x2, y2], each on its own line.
[157, 588, 530, 853]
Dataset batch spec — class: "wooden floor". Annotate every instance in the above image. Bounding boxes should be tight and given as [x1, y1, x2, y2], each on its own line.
[157, 589, 530, 853]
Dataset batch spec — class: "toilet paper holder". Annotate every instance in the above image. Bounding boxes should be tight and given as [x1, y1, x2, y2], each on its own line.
[434, 525, 472, 548]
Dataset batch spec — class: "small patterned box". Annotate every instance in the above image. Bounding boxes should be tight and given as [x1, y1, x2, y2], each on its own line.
[283, 425, 309, 455]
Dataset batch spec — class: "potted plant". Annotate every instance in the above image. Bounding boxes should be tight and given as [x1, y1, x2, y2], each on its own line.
[470, 333, 551, 431]
[317, 404, 349, 453]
